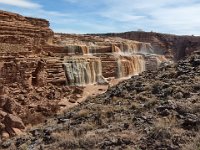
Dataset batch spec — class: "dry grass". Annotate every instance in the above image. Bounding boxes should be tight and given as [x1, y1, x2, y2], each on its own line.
[155, 114, 177, 129]
[76, 109, 90, 118]
[50, 130, 103, 149]
[182, 134, 200, 150]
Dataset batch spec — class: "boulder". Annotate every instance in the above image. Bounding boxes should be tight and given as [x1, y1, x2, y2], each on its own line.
[4, 114, 25, 129]
[1, 131, 10, 141]
[73, 87, 84, 94]
[0, 110, 7, 118]
[0, 95, 8, 107]
[3, 98, 21, 114]
[12, 128, 23, 136]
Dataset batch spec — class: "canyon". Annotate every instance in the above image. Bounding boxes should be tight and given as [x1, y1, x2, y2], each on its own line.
[0, 10, 199, 149]
[97, 31, 200, 60]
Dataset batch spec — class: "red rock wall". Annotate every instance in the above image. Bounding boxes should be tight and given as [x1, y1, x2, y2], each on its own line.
[0, 10, 55, 85]
[0, 10, 53, 52]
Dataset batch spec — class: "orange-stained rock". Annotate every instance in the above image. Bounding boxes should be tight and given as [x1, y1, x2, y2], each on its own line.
[12, 128, 23, 136]
[0, 110, 7, 118]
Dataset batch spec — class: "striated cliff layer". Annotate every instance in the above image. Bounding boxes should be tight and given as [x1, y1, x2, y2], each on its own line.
[95, 31, 200, 60]
[53, 33, 169, 82]
[0, 10, 53, 55]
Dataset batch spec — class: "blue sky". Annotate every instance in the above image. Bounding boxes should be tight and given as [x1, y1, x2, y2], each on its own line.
[0, 0, 200, 35]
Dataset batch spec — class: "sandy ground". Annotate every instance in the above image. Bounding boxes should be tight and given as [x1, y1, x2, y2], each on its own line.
[59, 77, 129, 112]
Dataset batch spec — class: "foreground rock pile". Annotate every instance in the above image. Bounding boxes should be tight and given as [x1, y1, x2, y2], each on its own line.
[0, 82, 85, 138]
[3, 51, 199, 149]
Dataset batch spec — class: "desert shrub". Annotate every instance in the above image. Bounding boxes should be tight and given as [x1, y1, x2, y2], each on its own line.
[144, 98, 157, 109]
[74, 109, 90, 119]
[148, 126, 171, 141]
[80, 123, 96, 132]
[59, 138, 79, 149]
[72, 127, 87, 137]
[41, 103, 60, 116]
[130, 102, 141, 110]
[152, 81, 164, 94]
[182, 134, 200, 150]
[192, 103, 200, 114]
[100, 106, 114, 119]
[136, 94, 152, 102]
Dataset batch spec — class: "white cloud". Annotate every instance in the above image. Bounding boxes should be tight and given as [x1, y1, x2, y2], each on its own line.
[100, 10, 145, 22]
[1, 0, 200, 34]
[93, 0, 200, 34]
[0, 0, 41, 9]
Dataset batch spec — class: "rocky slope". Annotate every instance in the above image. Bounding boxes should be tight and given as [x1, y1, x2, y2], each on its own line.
[3, 51, 199, 150]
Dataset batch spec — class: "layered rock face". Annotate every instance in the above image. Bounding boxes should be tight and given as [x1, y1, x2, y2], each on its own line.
[0, 10, 53, 55]
[53, 34, 169, 83]
[0, 57, 39, 86]
[96, 31, 200, 60]
[0, 11, 57, 138]
[0, 10, 54, 86]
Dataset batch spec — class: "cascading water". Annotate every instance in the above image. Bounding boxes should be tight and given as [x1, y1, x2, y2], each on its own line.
[114, 42, 168, 78]
[155, 55, 169, 65]
[62, 41, 169, 86]
[113, 42, 151, 78]
[140, 43, 154, 54]
[63, 56, 105, 86]
[80, 45, 90, 55]
[117, 55, 146, 78]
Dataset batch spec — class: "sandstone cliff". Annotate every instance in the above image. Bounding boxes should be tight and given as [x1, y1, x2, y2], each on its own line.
[0, 10, 53, 55]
